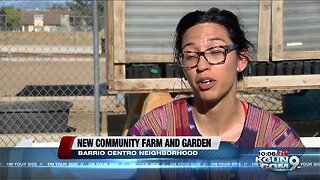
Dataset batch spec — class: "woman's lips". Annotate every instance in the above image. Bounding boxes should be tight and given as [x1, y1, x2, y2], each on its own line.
[197, 79, 216, 91]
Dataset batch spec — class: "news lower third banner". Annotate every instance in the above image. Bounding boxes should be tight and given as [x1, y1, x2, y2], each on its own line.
[58, 136, 221, 159]
[0, 136, 319, 179]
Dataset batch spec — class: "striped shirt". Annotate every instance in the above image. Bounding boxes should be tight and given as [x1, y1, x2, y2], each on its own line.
[129, 97, 304, 148]
[129, 98, 304, 179]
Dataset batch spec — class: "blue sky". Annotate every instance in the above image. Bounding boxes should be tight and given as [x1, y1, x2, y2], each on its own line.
[0, 0, 70, 10]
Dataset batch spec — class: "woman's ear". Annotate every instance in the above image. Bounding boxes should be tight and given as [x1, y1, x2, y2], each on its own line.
[237, 50, 250, 72]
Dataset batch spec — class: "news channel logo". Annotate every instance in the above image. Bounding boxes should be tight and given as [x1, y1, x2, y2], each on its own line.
[255, 150, 301, 171]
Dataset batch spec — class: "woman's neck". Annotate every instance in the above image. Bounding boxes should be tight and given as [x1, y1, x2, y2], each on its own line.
[192, 92, 246, 141]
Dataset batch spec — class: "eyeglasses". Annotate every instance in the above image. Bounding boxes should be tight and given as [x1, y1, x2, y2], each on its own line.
[177, 44, 238, 69]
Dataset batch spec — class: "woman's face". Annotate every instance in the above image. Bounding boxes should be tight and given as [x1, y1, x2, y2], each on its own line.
[181, 22, 247, 102]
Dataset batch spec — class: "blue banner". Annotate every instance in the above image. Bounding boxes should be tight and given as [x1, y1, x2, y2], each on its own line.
[0, 146, 319, 179]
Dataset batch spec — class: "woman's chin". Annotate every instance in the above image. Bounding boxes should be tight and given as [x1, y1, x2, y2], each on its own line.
[196, 91, 219, 102]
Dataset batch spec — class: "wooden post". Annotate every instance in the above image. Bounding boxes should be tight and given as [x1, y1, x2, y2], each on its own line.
[257, 0, 271, 61]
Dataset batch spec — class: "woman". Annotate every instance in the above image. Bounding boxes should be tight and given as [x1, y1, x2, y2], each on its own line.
[128, 7, 303, 148]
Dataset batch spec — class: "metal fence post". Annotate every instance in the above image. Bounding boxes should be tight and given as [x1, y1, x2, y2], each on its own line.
[93, 0, 101, 136]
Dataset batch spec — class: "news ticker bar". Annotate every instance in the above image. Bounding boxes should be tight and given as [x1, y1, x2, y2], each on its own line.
[1, 159, 319, 169]
[1, 156, 319, 180]
[1, 148, 319, 174]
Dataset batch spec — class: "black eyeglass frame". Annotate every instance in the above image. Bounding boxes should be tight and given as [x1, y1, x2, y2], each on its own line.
[177, 44, 238, 69]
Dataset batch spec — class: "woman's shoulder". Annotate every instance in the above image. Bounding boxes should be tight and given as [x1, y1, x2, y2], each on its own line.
[148, 97, 189, 112]
[128, 97, 190, 136]
[246, 103, 290, 130]
[246, 103, 304, 147]
[246, 103, 291, 132]
[137, 97, 189, 125]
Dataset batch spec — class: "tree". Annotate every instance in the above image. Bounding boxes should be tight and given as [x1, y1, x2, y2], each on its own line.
[65, 0, 104, 31]
[46, 0, 104, 31]
[1, 6, 21, 31]
[49, 3, 66, 10]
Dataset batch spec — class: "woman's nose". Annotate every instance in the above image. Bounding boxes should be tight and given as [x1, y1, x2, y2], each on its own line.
[196, 55, 211, 72]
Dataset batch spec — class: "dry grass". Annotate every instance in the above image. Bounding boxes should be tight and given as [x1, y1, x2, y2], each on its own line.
[0, 31, 104, 46]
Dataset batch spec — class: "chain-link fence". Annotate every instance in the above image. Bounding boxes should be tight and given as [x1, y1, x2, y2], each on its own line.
[0, 1, 319, 147]
[0, 1, 126, 147]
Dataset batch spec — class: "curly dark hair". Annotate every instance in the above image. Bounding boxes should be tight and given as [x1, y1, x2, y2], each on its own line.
[174, 7, 254, 61]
